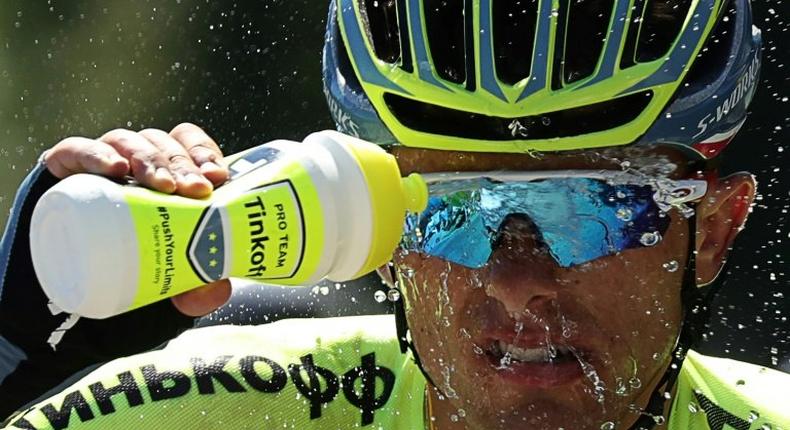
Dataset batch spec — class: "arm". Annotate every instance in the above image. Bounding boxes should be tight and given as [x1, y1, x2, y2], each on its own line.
[0, 123, 232, 417]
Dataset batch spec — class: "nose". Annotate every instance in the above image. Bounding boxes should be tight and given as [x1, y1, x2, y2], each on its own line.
[485, 215, 562, 316]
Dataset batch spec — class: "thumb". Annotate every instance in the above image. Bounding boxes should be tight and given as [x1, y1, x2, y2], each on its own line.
[170, 279, 232, 317]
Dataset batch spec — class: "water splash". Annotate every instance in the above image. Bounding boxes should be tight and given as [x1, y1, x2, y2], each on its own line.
[569, 346, 607, 405]
[440, 364, 459, 399]
[435, 262, 453, 317]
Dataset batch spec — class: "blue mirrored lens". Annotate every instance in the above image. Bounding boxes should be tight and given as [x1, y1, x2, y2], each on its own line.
[402, 178, 670, 268]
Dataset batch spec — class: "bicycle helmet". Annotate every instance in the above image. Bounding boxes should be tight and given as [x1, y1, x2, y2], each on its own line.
[323, 0, 762, 159]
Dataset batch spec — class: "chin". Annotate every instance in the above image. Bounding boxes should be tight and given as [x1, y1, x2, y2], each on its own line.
[442, 361, 637, 430]
[459, 397, 616, 430]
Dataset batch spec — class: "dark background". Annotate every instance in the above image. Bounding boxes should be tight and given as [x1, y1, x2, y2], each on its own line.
[0, 1, 787, 370]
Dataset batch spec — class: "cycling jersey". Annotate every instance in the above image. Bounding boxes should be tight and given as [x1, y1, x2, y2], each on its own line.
[3, 314, 789, 430]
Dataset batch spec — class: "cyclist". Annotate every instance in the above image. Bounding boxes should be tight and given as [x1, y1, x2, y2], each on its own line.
[2, 0, 788, 429]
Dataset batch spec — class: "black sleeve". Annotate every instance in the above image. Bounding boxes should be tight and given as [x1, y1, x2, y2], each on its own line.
[0, 162, 196, 418]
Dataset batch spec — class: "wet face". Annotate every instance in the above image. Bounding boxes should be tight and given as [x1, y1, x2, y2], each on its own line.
[391, 147, 692, 429]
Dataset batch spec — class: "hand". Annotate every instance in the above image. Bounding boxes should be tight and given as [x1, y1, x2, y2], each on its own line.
[44, 122, 229, 198]
[44, 123, 232, 316]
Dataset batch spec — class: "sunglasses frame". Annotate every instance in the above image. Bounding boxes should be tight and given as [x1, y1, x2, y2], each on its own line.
[419, 170, 709, 208]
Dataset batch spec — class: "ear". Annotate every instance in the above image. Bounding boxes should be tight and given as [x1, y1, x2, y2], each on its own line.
[695, 172, 756, 285]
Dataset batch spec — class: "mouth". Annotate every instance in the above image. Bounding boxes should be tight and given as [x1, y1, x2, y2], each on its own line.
[481, 339, 587, 387]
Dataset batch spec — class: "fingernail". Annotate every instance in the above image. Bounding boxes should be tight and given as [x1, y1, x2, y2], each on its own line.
[155, 167, 174, 183]
[200, 161, 220, 172]
[185, 172, 211, 185]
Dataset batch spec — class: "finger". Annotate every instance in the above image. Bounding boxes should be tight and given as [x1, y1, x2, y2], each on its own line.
[138, 128, 213, 198]
[99, 128, 176, 193]
[44, 137, 130, 179]
[169, 123, 229, 186]
[170, 280, 232, 317]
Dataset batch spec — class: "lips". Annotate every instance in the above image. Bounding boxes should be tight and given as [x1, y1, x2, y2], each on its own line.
[492, 340, 575, 363]
[474, 330, 594, 388]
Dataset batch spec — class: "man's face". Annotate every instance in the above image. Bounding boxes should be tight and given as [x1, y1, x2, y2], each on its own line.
[391, 147, 692, 429]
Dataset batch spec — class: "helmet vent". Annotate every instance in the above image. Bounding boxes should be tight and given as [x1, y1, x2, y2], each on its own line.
[636, 0, 692, 62]
[361, 0, 403, 64]
[424, 0, 467, 84]
[620, 0, 648, 70]
[335, 19, 366, 92]
[384, 90, 653, 140]
[561, 0, 615, 85]
[396, 0, 414, 72]
[682, 1, 737, 91]
[493, 0, 538, 85]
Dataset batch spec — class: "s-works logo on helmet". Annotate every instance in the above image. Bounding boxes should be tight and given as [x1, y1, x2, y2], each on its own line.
[694, 51, 761, 139]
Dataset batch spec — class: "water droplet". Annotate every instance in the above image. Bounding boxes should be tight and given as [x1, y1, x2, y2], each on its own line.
[736, 379, 746, 386]
[665, 112, 673, 118]
[663, 260, 680, 272]
[387, 288, 401, 302]
[600, 421, 615, 430]
[748, 411, 759, 423]
[450, 414, 459, 422]
[653, 415, 666, 425]
[319, 286, 330, 295]
[640, 231, 662, 247]
[688, 402, 699, 413]
[620, 160, 631, 169]
[629, 376, 642, 389]
[541, 116, 551, 126]
[548, 344, 558, 359]
[457, 409, 466, 418]
[616, 207, 633, 221]
[761, 424, 772, 430]
[373, 290, 386, 303]
[615, 377, 628, 396]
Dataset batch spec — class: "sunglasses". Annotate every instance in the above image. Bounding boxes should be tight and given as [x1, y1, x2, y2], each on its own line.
[401, 171, 707, 268]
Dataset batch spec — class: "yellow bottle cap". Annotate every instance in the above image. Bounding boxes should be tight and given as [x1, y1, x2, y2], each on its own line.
[339, 137, 428, 278]
[401, 173, 428, 214]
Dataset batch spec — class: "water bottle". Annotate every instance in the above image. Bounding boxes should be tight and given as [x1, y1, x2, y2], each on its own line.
[30, 130, 427, 318]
